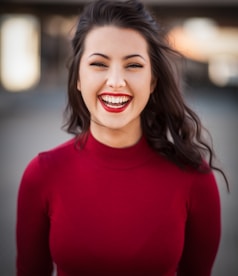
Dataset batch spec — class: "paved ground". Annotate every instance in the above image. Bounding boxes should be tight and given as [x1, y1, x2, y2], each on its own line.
[0, 85, 237, 275]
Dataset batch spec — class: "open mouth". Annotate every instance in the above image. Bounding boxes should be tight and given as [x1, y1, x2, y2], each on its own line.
[98, 94, 132, 112]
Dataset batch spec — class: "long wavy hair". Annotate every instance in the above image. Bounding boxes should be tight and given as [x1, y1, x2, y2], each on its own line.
[64, 0, 228, 187]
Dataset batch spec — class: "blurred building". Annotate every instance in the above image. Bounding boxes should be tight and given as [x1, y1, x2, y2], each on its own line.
[1, 0, 238, 92]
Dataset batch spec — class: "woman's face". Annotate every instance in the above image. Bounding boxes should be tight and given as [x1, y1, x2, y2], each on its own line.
[77, 26, 156, 143]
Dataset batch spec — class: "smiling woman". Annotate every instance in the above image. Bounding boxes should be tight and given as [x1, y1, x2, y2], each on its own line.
[16, 0, 228, 275]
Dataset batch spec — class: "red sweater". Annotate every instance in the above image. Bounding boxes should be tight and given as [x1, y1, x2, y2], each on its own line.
[16, 133, 221, 276]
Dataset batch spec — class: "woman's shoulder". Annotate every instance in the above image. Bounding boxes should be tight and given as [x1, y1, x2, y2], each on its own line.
[21, 137, 78, 181]
[38, 137, 77, 162]
[158, 154, 218, 194]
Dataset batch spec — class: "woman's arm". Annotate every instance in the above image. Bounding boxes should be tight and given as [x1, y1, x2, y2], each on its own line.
[177, 171, 221, 276]
[16, 156, 53, 276]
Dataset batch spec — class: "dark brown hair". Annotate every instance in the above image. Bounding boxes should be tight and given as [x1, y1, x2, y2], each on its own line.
[64, 0, 228, 188]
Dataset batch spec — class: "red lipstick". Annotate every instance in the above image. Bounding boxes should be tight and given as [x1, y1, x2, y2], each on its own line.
[98, 93, 132, 113]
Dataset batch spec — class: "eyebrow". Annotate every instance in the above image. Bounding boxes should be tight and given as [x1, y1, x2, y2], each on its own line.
[89, 53, 146, 61]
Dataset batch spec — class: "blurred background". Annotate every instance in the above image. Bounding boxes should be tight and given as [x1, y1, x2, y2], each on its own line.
[0, 0, 237, 275]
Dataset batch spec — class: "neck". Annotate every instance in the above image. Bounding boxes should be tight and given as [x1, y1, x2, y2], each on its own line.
[90, 124, 142, 148]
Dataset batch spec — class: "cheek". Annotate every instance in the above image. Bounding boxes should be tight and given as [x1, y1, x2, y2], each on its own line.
[80, 86, 99, 110]
[80, 92, 94, 114]
[80, 70, 103, 91]
[134, 75, 153, 96]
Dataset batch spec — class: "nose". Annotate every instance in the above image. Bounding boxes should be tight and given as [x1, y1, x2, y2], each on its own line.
[106, 66, 126, 89]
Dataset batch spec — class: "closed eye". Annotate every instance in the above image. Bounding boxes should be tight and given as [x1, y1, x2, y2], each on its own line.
[127, 63, 143, 69]
[90, 62, 107, 68]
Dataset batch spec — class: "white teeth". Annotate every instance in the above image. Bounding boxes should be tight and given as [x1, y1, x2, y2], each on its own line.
[100, 95, 130, 105]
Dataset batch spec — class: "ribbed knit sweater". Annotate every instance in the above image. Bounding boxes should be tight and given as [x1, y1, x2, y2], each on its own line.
[16, 132, 221, 276]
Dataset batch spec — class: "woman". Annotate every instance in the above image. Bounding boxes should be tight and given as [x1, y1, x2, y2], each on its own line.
[16, 0, 228, 275]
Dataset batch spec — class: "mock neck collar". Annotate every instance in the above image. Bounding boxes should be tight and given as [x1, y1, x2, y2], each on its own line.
[83, 132, 156, 170]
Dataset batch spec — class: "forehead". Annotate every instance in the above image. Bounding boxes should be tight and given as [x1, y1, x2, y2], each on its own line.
[83, 26, 149, 55]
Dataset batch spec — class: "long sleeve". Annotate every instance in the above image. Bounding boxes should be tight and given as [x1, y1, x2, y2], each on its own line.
[16, 156, 53, 276]
[177, 171, 221, 276]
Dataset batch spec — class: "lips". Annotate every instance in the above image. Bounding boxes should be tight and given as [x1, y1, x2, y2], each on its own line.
[98, 93, 132, 113]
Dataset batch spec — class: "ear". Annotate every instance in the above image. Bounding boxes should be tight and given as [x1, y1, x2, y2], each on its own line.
[150, 77, 157, 93]
[77, 79, 81, 91]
